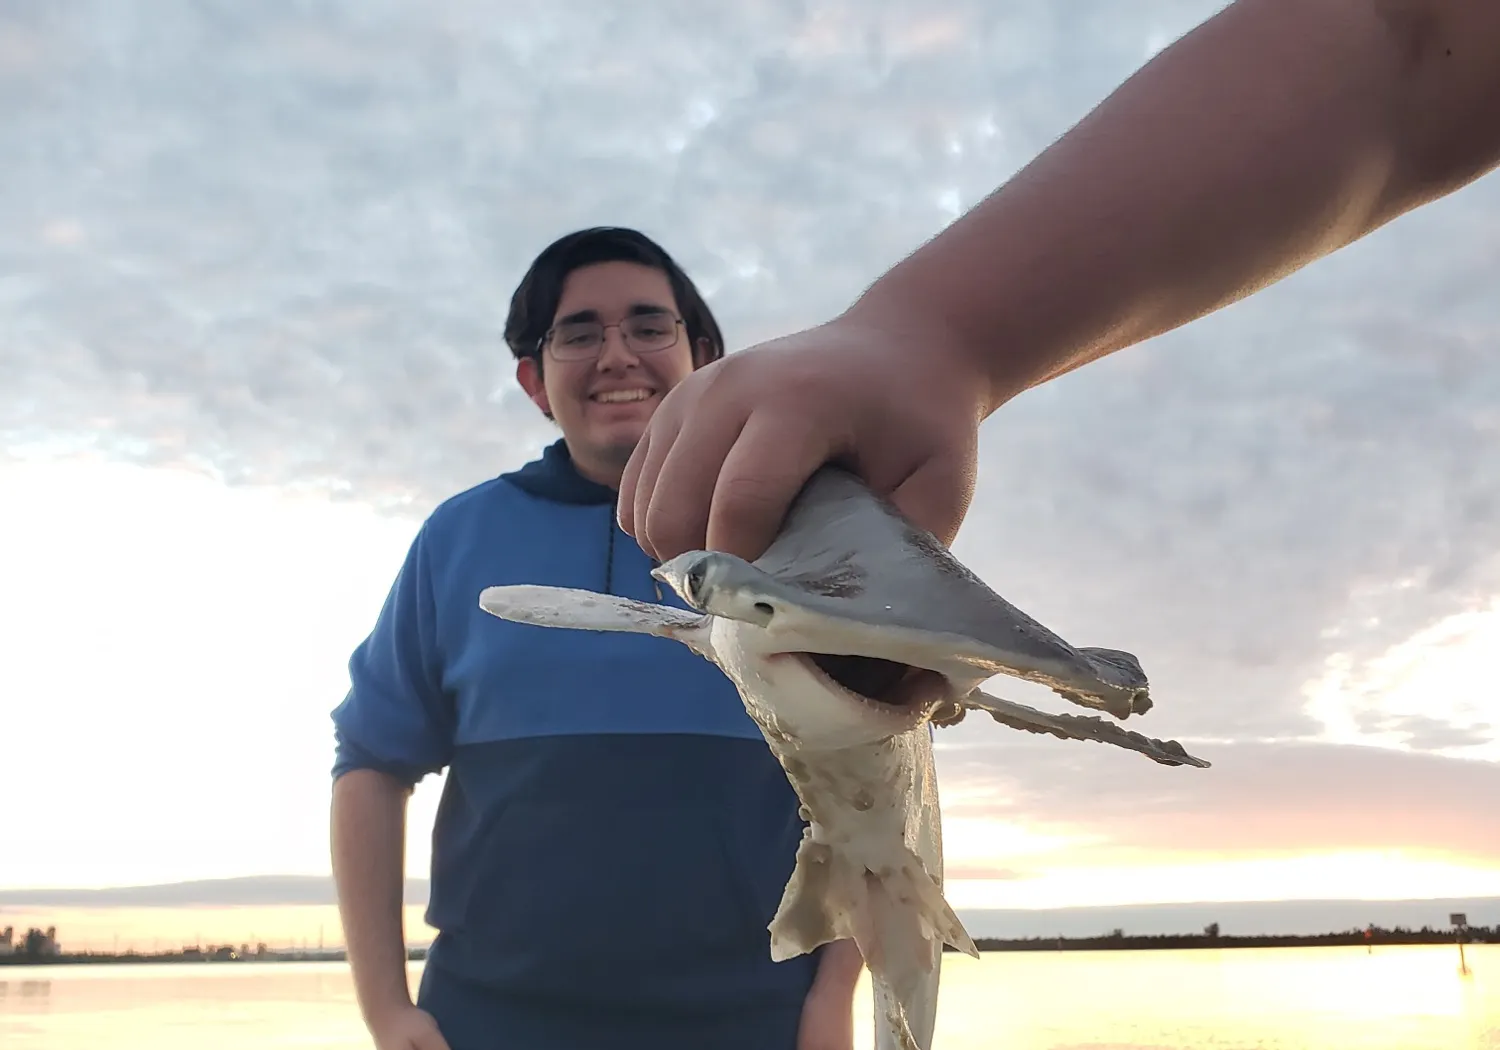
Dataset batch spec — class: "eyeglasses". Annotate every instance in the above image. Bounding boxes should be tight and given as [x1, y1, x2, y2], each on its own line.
[540, 311, 684, 362]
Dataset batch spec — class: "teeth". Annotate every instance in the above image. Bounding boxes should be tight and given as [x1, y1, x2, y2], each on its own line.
[593, 389, 652, 403]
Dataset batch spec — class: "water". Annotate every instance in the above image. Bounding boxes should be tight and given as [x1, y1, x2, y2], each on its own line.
[2, 945, 1496, 1049]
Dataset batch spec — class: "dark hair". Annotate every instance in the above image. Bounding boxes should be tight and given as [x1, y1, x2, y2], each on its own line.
[504, 226, 726, 366]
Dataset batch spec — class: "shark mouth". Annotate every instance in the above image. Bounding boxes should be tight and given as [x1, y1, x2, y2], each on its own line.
[801, 653, 950, 711]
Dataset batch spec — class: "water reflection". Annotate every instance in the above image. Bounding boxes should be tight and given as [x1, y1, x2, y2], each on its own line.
[0, 946, 1496, 1050]
[0, 981, 53, 999]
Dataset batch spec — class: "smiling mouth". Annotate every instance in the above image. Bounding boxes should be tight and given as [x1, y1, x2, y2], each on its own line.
[591, 389, 655, 404]
[799, 653, 949, 711]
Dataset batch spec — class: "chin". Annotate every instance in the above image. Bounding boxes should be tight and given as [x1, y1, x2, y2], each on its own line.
[584, 428, 646, 466]
[590, 404, 655, 434]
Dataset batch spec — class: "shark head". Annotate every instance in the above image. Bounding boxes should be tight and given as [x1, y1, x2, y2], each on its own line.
[653, 550, 773, 624]
[654, 551, 954, 746]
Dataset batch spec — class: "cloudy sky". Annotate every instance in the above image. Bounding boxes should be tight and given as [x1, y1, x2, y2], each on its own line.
[4, 0, 1498, 924]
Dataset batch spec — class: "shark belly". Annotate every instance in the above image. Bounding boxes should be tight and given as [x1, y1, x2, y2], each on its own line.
[707, 616, 974, 1050]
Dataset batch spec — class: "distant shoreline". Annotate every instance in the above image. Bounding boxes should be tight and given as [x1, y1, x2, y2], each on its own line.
[4, 926, 1493, 967]
[0, 947, 426, 967]
[963, 926, 1497, 953]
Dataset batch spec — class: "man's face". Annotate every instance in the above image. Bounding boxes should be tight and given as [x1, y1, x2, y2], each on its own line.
[516, 260, 704, 486]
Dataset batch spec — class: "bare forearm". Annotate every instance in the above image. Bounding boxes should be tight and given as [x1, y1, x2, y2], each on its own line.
[853, 0, 1500, 409]
[812, 937, 865, 994]
[331, 769, 415, 1029]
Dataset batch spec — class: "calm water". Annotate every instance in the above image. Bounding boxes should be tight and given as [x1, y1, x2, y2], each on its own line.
[2, 945, 1496, 1049]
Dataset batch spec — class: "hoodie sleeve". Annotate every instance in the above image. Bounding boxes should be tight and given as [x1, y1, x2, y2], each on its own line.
[331, 522, 455, 785]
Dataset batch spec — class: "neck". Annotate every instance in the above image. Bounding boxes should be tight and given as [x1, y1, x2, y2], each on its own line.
[568, 446, 626, 491]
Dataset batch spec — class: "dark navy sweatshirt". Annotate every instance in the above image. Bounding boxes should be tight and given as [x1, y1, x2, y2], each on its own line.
[330, 440, 819, 1049]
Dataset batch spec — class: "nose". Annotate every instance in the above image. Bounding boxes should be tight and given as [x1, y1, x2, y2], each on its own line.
[594, 326, 640, 371]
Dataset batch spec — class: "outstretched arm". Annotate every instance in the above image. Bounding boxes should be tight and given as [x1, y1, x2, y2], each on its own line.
[621, 0, 1500, 564]
[855, 0, 1500, 411]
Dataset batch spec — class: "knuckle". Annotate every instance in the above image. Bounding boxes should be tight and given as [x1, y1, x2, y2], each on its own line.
[715, 474, 784, 515]
[644, 499, 694, 548]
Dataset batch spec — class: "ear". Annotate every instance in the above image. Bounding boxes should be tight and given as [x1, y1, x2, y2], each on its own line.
[692, 336, 715, 369]
[515, 356, 554, 419]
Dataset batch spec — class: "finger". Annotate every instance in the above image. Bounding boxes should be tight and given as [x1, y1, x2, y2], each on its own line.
[882, 445, 976, 547]
[703, 409, 839, 561]
[640, 396, 749, 560]
[617, 424, 651, 539]
[624, 395, 690, 559]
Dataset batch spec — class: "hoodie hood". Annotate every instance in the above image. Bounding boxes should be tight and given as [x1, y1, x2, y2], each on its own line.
[500, 438, 639, 596]
[501, 439, 617, 507]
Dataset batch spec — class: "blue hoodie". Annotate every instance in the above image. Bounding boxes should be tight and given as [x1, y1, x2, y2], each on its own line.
[331, 440, 819, 1049]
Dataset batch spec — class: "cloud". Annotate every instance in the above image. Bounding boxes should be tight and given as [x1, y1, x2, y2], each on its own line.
[959, 897, 1500, 938]
[934, 736, 1500, 863]
[3, 0, 1499, 763]
[944, 863, 1025, 882]
[0, 876, 427, 909]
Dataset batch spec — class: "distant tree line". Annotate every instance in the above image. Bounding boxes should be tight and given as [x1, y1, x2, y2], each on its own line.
[958, 922, 1498, 953]
[5, 921, 1494, 966]
[5, 928, 59, 959]
[0, 942, 430, 966]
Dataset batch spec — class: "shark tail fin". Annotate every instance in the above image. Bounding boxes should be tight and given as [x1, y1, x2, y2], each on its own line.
[766, 837, 978, 1050]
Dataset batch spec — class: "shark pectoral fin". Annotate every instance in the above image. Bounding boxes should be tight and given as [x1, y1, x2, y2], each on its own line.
[888, 857, 980, 963]
[963, 688, 1211, 769]
[765, 838, 841, 960]
[477, 585, 709, 646]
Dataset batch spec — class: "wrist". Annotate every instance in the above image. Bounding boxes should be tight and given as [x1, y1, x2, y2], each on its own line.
[359, 981, 415, 1031]
[840, 282, 1012, 418]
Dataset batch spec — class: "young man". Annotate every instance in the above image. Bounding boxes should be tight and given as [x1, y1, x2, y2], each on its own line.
[330, 227, 862, 1050]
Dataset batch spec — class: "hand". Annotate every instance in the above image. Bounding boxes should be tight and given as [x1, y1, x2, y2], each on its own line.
[369, 1003, 451, 1050]
[619, 309, 989, 562]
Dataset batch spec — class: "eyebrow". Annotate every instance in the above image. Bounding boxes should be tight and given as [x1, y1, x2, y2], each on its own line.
[553, 302, 673, 326]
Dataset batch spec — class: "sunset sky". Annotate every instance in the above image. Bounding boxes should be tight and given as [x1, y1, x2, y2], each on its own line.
[4, 0, 1499, 927]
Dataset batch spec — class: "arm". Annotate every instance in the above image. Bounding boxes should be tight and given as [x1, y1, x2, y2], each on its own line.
[797, 938, 865, 1049]
[332, 769, 417, 1030]
[851, 0, 1500, 410]
[329, 523, 455, 1048]
[616, 0, 1500, 564]
[811, 936, 864, 995]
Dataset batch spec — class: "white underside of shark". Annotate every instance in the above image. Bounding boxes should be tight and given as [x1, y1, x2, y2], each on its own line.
[477, 467, 1209, 1050]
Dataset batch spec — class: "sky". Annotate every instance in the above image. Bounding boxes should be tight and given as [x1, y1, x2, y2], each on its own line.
[3, 0, 1500, 933]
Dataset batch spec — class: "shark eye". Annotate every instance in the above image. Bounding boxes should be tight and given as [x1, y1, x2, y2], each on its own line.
[685, 563, 707, 600]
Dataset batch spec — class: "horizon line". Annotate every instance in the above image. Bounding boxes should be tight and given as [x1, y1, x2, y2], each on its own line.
[1, 874, 1497, 912]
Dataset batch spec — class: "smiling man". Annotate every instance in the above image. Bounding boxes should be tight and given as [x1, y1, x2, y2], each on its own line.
[329, 227, 862, 1050]
[513, 250, 702, 487]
